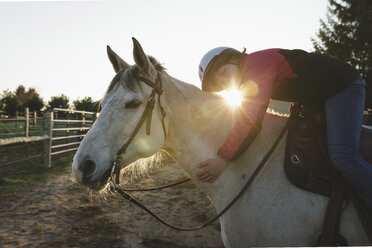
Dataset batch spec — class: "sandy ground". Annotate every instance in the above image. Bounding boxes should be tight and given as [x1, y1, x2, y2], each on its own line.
[0, 162, 224, 248]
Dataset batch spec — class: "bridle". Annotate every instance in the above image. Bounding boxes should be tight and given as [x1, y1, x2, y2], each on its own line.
[110, 72, 167, 186]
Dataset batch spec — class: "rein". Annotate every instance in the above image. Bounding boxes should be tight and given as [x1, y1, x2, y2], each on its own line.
[118, 177, 191, 192]
[110, 109, 289, 231]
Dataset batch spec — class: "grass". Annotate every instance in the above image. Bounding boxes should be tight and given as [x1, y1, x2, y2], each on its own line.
[0, 118, 90, 138]
[0, 154, 74, 199]
[0, 120, 46, 138]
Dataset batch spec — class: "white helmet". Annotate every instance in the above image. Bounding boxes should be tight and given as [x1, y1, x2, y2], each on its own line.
[198, 47, 231, 84]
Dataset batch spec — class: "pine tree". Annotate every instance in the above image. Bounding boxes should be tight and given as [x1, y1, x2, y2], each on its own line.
[312, 0, 372, 108]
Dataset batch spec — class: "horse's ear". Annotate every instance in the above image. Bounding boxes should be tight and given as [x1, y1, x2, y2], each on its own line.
[107, 46, 130, 73]
[132, 37, 157, 78]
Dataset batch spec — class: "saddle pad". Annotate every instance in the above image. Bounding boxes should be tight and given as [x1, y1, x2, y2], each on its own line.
[283, 110, 333, 196]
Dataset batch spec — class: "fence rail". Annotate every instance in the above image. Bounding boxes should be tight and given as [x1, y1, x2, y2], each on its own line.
[51, 134, 86, 141]
[53, 119, 93, 123]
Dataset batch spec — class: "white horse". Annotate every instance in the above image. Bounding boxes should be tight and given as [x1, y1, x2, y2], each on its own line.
[72, 38, 369, 247]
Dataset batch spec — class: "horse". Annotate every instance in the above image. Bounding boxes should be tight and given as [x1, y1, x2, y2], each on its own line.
[72, 38, 369, 247]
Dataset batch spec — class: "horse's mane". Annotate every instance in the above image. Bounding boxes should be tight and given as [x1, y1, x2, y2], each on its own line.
[148, 56, 166, 71]
[120, 150, 172, 183]
[266, 107, 290, 118]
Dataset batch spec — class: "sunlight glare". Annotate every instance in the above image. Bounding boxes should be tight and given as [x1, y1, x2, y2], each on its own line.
[219, 87, 243, 108]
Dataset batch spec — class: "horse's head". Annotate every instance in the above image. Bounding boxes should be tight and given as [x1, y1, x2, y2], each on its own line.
[72, 38, 167, 190]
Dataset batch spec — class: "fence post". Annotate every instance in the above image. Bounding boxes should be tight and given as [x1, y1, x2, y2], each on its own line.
[81, 112, 85, 132]
[15, 111, 19, 127]
[67, 111, 70, 144]
[93, 112, 99, 124]
[33, 111, 37, 127]
[24, 107, 29, 137]
[44, 111, 53, 168]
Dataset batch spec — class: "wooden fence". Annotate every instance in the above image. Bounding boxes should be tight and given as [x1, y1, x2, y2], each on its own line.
[0, 108, 97, 168]
[0, 107, 43, 138]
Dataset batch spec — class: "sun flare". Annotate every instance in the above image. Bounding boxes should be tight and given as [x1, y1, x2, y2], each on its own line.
[218, 87, 243, 108]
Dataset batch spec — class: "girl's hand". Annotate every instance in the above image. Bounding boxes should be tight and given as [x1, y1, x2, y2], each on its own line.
[196, 157, 228, 183]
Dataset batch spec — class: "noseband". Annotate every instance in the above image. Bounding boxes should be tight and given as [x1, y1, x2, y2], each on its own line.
[110, 72, 167, 185]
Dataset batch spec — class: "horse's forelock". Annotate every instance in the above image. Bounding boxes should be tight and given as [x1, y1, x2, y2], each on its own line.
[97, 67, 136, 111]
[105, 56, 164, 96]
[99, 56, 165, 110]
[104, 66, 137, 97]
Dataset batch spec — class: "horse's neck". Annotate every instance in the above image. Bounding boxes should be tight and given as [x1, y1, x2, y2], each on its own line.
[161, 77, 234, 172]
[161, 76, 288, 208]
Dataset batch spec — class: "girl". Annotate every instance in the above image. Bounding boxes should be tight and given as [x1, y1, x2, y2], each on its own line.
[196, 47, 372, 209]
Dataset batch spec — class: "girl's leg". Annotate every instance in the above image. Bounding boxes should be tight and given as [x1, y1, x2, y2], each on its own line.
[326, 76, 372, 209]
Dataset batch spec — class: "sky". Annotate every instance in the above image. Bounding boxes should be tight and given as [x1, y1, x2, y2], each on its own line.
[0, 0, 328, 103]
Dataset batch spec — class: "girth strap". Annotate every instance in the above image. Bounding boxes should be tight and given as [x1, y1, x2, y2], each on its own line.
[317, 170, 348, 246]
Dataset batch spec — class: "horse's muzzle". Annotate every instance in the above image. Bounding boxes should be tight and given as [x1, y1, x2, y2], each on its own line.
[79, 159, 96, 185]
[73, 158, 110, 190]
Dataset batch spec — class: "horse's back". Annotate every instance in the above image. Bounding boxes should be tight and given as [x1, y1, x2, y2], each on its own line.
[219, 114, 369, 246]
[221, 131, 327, 246]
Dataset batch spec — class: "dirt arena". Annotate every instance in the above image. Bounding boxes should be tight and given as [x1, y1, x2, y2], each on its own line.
[0, 161, 224, 248]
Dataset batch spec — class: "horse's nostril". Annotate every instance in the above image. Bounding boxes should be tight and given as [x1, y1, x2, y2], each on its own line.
[80, 159, 96, 176]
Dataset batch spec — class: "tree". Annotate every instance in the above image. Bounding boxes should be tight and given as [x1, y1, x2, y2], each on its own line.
[24, 93, 44, 112]
[15, 85, 26, 111]
[73, 97, 96, 112]
[312, 0, 372, 108]
[0, 86, 45, 115]
[0, 90, 18, 116]
[48, 94, 70, 109]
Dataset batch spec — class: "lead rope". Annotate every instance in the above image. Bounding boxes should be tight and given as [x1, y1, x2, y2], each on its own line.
[110, 118, 289, 231]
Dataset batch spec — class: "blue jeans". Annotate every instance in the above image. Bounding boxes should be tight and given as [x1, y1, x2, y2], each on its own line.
[326, 76, 372, 209]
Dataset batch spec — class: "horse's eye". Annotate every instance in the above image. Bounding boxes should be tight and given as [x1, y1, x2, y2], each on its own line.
[125, 100, 141, 109]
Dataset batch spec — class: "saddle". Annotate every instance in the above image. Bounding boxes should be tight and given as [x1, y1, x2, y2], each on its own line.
[284, 103, 372, 246]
